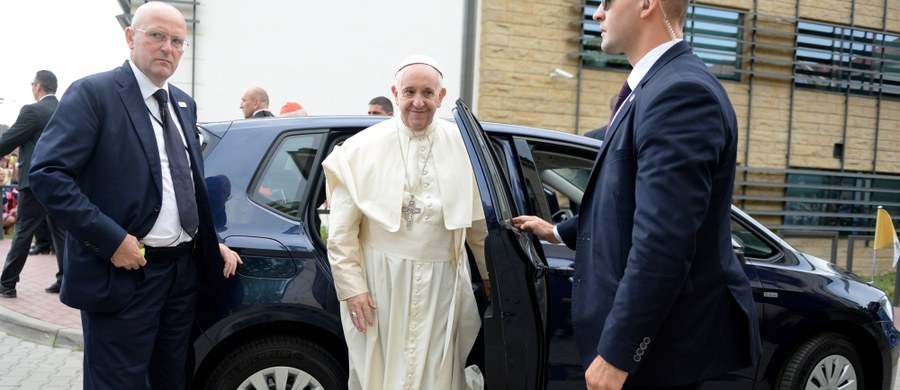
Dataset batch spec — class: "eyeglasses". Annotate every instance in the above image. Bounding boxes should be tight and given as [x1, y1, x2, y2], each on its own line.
[133, 28, 189, 51]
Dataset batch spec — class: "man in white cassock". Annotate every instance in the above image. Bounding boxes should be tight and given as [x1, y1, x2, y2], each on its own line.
[322, 55, 490, 390]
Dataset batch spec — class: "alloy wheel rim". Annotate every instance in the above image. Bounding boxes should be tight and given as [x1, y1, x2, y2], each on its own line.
[238, 366, 324, 390]
[805, 354, 857, 390]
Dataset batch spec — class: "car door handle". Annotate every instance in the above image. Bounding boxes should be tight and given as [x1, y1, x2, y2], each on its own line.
[534, 263, 550, 280]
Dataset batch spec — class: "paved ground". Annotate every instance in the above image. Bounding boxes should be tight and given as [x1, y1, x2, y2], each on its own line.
[0, 237, 81, 350]
[0, 236, 83, 389]
[0, 330, 82, 389]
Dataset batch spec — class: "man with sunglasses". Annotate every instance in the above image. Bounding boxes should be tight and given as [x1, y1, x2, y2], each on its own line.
[513, 0, 760, 388]
[29, 3, 241, 389]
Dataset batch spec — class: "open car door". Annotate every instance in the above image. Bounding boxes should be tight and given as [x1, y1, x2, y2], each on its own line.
[453, 100, 550, 389]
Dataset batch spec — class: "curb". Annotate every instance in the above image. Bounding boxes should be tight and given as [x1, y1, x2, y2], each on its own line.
[0, 303, 83, 350]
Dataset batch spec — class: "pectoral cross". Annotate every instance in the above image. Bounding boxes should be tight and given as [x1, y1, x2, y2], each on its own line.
[402, 197, 422, 230]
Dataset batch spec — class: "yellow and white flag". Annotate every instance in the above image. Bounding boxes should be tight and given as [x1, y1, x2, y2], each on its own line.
[874, 207, 900, 267]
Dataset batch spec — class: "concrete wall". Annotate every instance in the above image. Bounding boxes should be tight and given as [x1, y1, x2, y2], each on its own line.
[477, 0, 587, 132]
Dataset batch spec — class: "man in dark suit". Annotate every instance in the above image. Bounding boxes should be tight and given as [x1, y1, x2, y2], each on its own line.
[0, 70, 67, 297]
[583, 95, 620, 141]
[29, 3, 241, 389]
[512, 0, 760, 388]
[240, 86, 275, 118]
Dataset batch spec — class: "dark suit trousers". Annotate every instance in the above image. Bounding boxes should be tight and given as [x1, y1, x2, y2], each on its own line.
[0, 189, 66, 288]
[33, 218, 53, 249]
[81, 251, 198, 390]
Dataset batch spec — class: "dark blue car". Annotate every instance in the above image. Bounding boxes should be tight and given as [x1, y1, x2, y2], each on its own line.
[189, 102, 899, 390]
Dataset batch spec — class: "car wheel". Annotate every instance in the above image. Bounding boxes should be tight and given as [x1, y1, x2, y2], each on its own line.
[778, 332, 863, 390]
[202, 335, 347, 390]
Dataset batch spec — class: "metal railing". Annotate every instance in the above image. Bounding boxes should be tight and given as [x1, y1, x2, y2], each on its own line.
[735, 166, 900, 237]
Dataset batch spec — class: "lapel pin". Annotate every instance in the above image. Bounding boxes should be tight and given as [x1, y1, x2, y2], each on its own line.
[628, 95, 635, 102]
[178, 101, 187, 108]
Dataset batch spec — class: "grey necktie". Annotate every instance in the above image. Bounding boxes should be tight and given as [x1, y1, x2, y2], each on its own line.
[152, 89, 199, 237]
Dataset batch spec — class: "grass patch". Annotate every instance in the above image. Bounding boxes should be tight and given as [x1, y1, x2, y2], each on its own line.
[873, 272, 896, 302]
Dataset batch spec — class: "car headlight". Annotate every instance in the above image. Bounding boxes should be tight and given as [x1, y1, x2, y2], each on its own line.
[880, 294, 895, 323]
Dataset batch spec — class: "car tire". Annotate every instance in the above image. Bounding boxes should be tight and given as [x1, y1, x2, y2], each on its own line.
[201, 335, 347, 390]
[777, 332, 863, 390]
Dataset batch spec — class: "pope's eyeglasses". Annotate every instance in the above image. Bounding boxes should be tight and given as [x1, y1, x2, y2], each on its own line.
[134, 28, 189, 51]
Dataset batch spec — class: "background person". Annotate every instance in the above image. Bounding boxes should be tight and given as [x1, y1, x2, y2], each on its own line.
[30, 220, 55, 255]
[279, 101, 308, 117]
[512, 0, 760, 388]
[1, 179, 16, 236]
[28, 3, 241, 388]
[367, 95, 393, 116]
[240, 86, 275, 118]
[583, 94, 620, 140]
[0, 70, 67, 297]
[0, 154, 18, 238]
[323, 55, 489, 389]
[0, 154, 14, 186]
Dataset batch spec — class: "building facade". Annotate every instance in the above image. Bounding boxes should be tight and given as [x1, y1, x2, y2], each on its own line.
[475, 0, 900, 271]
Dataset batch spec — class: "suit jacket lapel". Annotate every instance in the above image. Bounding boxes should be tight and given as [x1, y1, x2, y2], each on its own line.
[583, 41, 693, 201]
[583, 83, 637, 200]
[115, 62, 163, 195]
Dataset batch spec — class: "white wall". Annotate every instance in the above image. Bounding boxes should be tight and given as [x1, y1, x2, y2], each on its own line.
[0, 1, 126, 126]
[182, 1, 465, 122]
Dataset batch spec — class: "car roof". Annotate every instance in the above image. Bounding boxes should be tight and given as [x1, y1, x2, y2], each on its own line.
[200, 115, 602, 149]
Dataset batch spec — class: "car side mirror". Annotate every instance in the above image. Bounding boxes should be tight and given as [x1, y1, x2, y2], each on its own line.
[732, 237, 747, 266]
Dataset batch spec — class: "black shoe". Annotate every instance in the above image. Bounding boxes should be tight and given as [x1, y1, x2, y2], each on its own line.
[29, 245, 51, 255]
[45, 281, 61, 294]
[0, 285, 16, 298]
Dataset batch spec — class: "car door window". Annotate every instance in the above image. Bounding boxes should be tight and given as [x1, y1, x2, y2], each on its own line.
[514, 140, 594, 222]
[250, 134, 322, 218]
[731, 219, 778, 260]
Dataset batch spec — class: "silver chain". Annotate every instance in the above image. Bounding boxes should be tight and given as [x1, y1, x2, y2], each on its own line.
[396, 127, 435, 197]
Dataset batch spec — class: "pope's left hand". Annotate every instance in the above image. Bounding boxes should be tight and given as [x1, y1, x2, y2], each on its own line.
[218, 243, 243, 278]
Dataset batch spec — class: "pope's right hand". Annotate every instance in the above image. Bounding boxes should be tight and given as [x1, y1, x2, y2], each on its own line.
[111, 234, 146, 270]
[346, 292, 377, 333]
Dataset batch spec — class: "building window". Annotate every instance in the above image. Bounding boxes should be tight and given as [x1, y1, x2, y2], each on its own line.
[684, 7, 743, 80]
[795, 21, 900, 99]
[581, 2, 744, 80]
[784, 172, 900, 234]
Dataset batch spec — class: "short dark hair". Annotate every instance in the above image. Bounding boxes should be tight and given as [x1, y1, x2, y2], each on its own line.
[368, 96, 393, 113]
[34, 70, 57, 93]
